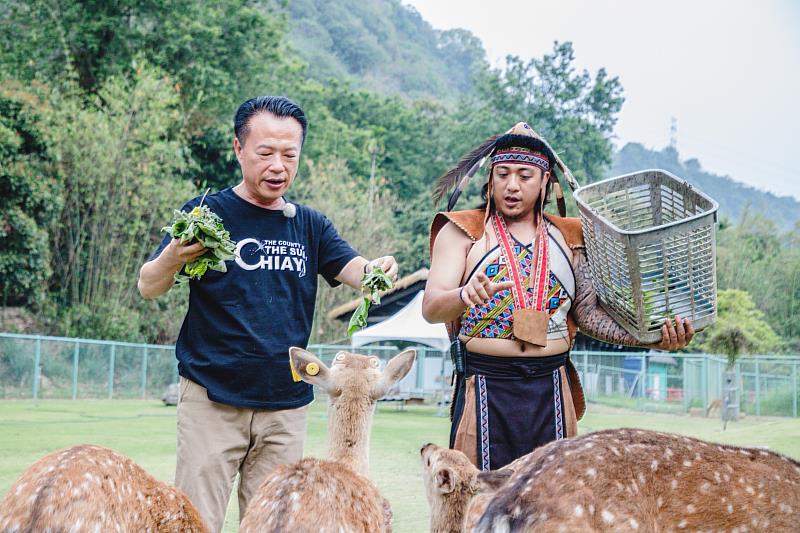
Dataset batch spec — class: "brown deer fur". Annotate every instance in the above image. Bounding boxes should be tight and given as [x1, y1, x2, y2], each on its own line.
[0, 444, 207, 532]
[422, 442, 481, 533]
[239, 347, 416, 533]
[476, 428, 800, 532]
[420, 443, 520, 533]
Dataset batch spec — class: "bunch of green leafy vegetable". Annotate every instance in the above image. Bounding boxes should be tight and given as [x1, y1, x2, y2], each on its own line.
[619, 286, 673, 328]
[348, 266, 394, 335]
[162, 204, 237, 283]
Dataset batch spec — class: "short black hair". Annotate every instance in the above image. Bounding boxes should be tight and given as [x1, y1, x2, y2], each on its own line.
[234, 96, 308, 146]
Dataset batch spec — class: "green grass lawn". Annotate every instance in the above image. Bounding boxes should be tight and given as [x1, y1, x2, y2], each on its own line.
[1, 399, 798, 532]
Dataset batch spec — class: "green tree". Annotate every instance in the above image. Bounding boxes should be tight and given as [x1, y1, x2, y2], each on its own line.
[0, 0, 291, 194]
[0, 81, 62, 307]
[44, 63, 195, 341]
[445, 42, 625, 187]
[698, 289, 781, 357]
[715, 214, 800, 350]
[435, 28, 487, 94]
[0, 1, 286, 121]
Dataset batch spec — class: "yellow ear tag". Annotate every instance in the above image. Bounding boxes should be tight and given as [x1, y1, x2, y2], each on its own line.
[289, 357, 302, 382]
[306, 362, 319, 376]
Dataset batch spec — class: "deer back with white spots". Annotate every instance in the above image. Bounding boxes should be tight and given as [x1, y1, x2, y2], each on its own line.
[474, 428, 800, 532]
[0, 444, 208, 533]
[239, 347, 416, 533]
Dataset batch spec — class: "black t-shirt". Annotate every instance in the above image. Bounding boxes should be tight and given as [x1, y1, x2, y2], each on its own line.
[150, 188, 358, 409]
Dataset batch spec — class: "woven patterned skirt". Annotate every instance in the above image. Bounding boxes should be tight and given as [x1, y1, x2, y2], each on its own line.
[450, 351, 578, 470]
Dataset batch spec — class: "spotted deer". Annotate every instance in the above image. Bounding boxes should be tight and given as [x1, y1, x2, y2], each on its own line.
[475, 428, 800, 532]
[420, 443, 520, 533]
[239, 347, 416, 533]
[0, 444, 207, 532]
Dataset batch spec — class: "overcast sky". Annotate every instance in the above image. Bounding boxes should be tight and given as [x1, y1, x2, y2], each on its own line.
[404, 0, 800, 200]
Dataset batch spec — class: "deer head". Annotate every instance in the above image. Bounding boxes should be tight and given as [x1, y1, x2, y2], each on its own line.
[289, 347, 415, 475]
[421, 443, 524, 533]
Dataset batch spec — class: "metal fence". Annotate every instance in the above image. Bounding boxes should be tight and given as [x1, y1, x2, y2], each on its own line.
[570, 350, 799, 418]
[0, 333, 178, 400]
[0, 334, 453, 403]
[1, 333, 798, 417]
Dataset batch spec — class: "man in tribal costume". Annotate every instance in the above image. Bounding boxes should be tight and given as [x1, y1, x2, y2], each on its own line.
[422, 122, 694, 470]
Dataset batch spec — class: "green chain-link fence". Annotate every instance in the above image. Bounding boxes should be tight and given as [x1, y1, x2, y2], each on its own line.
[1, 333, 797, 417]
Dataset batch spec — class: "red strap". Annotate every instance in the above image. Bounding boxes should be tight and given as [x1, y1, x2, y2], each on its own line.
[492, 213, 550, 311]
[493, 214, 526, 309]
[531, 217, 550, 312]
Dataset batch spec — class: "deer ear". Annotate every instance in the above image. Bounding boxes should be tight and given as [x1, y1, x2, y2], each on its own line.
[436, 467, 456, 494]
[371, 349, 416, 399]
[476, 469, 513, 492]
[289, 347, 331, 389]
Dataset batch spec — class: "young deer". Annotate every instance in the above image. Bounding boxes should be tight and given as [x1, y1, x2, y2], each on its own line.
[476, 428, 800, 532]
[0, 444, 207, 532]
[239, 347, 416, 533]
[420, 443, 518, 533]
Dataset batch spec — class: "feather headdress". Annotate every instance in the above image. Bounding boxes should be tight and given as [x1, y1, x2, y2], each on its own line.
[433, 122, 579, 215]
[432, 134, 500, 212]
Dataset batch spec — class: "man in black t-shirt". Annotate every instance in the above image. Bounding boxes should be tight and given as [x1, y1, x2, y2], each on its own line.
[137, 96, 398, 532]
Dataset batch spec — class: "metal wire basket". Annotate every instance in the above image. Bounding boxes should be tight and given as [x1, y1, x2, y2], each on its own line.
[573, 169, 719, 343]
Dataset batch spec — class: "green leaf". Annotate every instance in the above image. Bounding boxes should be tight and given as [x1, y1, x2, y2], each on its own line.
[212, 247, 234, 260]
[195, 235, 219, 248]
[184, 260, 208, 278]
[171, 219, 189, 236]
[362, 266, 393, 295]
[348, 298, 371, 336]
[346, 267, 394, 336]
[162, 204, 236, 282]
[209, 260, 227, 273]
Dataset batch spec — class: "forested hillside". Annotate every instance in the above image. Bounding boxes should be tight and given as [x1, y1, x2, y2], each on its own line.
[612, 143, 800, 227]
[276, 0, 486, 101]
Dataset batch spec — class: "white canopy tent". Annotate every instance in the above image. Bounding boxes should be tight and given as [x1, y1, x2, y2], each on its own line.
[351, 290, 450, 352]
[351, 290, 450, 413]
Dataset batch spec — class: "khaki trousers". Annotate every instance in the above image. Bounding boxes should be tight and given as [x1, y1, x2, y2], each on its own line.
[175, 377, 309, 533]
